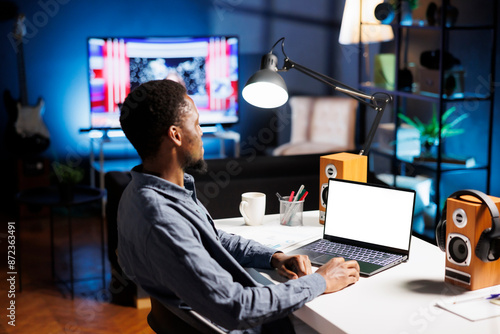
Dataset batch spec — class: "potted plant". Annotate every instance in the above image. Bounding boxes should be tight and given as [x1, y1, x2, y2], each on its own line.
[398, 105, 468, 157]
[392, 0, 419, 10]
[52, 161, 84, 201]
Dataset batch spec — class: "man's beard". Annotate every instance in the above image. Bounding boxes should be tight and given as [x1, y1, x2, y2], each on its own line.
[183, 154, 208, 174]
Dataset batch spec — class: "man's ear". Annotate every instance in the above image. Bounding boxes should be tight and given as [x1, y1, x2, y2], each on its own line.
[168, 125, 182, 147]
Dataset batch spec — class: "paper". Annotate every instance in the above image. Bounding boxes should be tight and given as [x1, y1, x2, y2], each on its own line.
[218, 225, 320, 252]
[436, 295, 500, 321]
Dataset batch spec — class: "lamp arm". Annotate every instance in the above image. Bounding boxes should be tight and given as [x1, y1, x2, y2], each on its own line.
[359, 102, 386, 156]
[282, 58, 392, 155]
[284, 59, 367, 97]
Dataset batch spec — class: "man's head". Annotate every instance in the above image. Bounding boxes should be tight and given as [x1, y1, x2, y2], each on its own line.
[120, 79, 206, 172]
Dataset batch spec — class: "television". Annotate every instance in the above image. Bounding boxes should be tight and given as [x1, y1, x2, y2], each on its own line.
[87, 36, 239, 129]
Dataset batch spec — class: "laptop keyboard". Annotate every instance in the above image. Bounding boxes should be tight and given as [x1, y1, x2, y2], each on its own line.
[305, 239, 402, 266]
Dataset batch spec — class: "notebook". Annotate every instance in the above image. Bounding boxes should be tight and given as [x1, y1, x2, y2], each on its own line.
[289, 178, 416, 276]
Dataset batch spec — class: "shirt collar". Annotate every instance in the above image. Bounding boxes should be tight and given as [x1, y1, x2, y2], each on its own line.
[130, 165, 195, 201]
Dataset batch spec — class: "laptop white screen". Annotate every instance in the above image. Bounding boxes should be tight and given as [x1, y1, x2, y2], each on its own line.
[324, 179, 415, 251]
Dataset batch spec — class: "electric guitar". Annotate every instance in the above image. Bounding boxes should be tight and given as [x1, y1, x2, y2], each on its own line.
[4, 14, 50, 155]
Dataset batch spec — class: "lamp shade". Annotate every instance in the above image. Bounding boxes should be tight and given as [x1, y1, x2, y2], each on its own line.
[242, 60, 289, 109]
[339, 0, 394, 45]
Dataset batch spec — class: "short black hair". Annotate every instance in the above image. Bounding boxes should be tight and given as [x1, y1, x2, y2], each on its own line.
[120, 80, 188, 160]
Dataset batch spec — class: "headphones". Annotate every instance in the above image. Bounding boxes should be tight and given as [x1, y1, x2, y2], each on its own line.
[436, 189, 500, 262]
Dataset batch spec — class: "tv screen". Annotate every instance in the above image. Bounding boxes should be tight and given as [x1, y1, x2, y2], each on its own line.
[87, 36, 239, 129]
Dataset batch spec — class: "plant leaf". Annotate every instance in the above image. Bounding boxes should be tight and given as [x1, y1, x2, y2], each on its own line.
[397, 105, 468, 141]
[442, 106, 457, 122]
[446, 113, 468, 129]
[442, 128, 465, 137]
[412, 116, 426, 132]
[398, 114, 419, 129]
[429, 111, 439, 137]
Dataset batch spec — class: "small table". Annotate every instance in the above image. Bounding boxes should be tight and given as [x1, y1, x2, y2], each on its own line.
[202, 126, 240, 158]
[16, 185, 106, 299]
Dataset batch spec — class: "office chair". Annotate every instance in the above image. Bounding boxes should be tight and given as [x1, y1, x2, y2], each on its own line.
[147, 297, 226, 334]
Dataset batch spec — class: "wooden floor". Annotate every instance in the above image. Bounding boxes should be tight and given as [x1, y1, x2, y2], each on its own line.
[0, 203, 155, 333]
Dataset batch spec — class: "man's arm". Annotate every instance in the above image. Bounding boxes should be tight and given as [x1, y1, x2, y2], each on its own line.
[271, 252, 313, 279]
[217, 229, 277, 269]
[217, 229, 315, 279]
[140, 222, 326, 331]
[216, 227, 360, 291]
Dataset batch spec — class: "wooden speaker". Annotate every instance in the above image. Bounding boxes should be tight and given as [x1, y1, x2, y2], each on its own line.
[445, 194, 500, 290]
[319, 152, 367, 224]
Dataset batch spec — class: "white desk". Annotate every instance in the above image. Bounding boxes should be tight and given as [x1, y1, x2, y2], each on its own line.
[214, 211, 500, 334]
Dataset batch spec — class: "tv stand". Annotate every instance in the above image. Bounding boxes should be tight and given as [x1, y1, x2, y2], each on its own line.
[83, 128, 140, 190]
[202, 124, 240, 158]
[84, 125, 240, 190]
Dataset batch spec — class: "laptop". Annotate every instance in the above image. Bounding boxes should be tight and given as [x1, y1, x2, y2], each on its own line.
[289, 178, 416, 276]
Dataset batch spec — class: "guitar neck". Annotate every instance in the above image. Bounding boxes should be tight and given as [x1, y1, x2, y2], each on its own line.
[17, 40, 28, 106]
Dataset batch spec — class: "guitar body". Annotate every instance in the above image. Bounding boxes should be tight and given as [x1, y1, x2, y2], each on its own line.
[4, 14, 50, 156]
[16, 97, 50, 138]
[4, 90, 50, 155]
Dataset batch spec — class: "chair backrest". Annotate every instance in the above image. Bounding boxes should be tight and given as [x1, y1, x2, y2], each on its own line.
[288, 96, 315, 143]
[288, 96, 357, 150]
[308, 97, 357, 150]
[147, 297, 226, 334]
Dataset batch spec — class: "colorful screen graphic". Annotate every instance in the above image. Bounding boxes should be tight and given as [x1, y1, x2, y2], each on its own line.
[87, 36, 239, 128]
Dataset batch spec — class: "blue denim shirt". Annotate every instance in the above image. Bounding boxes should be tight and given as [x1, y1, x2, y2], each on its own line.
[117, 169, 326, 331]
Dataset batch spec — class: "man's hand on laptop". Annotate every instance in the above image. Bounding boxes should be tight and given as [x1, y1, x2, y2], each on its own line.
[271, 252, 312, 279]
[316, 258, 360, 293]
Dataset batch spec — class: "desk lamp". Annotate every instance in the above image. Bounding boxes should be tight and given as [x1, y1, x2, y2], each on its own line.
[242, 37, 392, 223]
[339, 0, 394, 45]
[339, 0, 394, 85]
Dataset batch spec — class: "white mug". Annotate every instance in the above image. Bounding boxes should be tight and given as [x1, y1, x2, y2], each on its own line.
[239, 192, 266, 226]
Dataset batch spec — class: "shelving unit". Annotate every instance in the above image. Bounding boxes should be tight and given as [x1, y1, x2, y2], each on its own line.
[360, 0, 497, 241]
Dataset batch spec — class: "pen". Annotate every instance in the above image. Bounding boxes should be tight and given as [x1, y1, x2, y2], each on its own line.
[280, 190, 294, 225]
[281, 189, 308, 225]
[452, 293, 500, 304]
[299, 191, 309, 201]
[294, 185, 305, 201]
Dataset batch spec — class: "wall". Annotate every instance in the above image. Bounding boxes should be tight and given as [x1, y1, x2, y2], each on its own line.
[210, 0, 348, 154]
[0, 0, 498, 197]
[0, 0, 211, 163]
[0, 0, 348, 163]
[489, 2, 500, 197]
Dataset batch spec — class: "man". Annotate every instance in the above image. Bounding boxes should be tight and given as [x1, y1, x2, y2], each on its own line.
[118, 79, 360, 333]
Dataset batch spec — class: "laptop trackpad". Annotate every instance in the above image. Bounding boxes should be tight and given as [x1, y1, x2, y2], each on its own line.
[312, 255, 383, 276]
[313, 254, 335, 265]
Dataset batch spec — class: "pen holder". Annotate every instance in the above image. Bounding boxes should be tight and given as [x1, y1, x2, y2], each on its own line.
[279, 196, 304, 226]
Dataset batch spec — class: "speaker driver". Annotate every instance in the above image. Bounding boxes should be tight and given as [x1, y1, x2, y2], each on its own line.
[452, 208, 467, 228]
[320, 183, 328, 208]
[447, 233, 471, 266]
[325, 164, 337, 179]
[449, 238, 468, 262]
